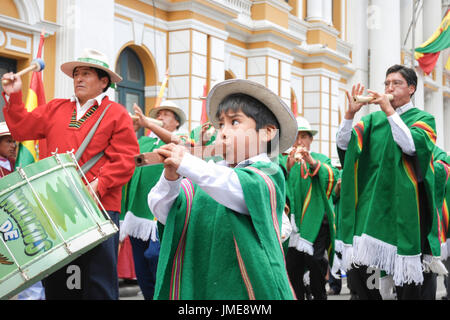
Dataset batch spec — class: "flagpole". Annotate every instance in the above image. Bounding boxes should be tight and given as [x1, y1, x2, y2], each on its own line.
[411, 0, 416, 68]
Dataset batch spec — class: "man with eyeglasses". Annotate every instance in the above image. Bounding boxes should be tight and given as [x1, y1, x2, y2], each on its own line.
[335, 64, 446, 300]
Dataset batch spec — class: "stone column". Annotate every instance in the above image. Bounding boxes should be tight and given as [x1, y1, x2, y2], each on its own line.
[368, 0, 401, 113]
[345, 0, 369, 120]
[55, 0, 115, 99]
[322, 0, 333, 26]
[422, 0, 445, 148]
[306, 0, 324, 22]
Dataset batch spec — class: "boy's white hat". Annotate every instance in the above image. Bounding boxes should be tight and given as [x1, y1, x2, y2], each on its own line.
[60, 48, 122, 83]
[0, 122, 11, 137]
[206, 79, 297, 153]
[296, 116, 318, 136]
[149, 100, 186, 127]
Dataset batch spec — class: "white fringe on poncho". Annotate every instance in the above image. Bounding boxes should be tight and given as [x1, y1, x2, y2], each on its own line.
[335, 234, 448, 286]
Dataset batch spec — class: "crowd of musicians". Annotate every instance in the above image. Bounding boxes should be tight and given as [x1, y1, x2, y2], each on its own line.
[1, 48, 449, 300]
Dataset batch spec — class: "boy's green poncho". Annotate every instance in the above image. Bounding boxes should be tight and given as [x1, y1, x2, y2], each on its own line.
[337, 108, 444, 285]
[154, 161, 295, 300]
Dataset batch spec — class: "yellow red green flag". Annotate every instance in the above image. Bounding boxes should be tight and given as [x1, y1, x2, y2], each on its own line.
[415, 9, 450, 75]
[15, 31, 46, 168]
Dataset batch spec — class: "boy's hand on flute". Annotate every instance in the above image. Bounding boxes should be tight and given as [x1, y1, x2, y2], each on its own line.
[155, 143, 186, 181]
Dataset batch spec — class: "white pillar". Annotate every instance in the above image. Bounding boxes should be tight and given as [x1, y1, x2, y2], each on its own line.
[322, 0, 333, 26]
[54, 0, 115, 99]
[368, 0, 401, 113]
[400, 0, 424, 108]
[423, 0, 445, 148]
[306, 0, 332, 24]
[346, 0, 369, 120]
[297, 0, 304, 19]
[306, 0, 324, 22]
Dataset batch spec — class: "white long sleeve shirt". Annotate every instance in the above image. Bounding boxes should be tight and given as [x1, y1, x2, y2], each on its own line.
[148, 152, 272, 225]
[70, 92, 107, 121]
[336, 101, 416, 156]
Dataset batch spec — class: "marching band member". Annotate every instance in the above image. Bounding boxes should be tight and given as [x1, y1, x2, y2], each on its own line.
[120, 101, 186, 300]
[279, 117, 339, 300]
[1, 48, 139, 300]
[336, 64, 446, 300]
[148, 79, 297, 299]
[0, 122, 16, 178]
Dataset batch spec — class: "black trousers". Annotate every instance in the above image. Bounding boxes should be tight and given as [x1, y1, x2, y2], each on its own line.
[286, 220, 330, 300]
[347, 266, 437, 300]
[42, 211, 120, 300]
[395, 272, 437, 300]
[346, 264, 382, 300]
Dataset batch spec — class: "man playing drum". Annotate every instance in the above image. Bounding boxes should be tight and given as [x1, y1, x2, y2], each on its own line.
[1, 48, 139, 300]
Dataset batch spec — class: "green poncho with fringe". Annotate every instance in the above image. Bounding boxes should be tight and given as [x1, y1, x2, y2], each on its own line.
[120, 136, 165, 240]
[433, 146, 450, 261]
[337, 108, 443, 286]
[154, 161, 295, 300]
[278, 153, 338, 266]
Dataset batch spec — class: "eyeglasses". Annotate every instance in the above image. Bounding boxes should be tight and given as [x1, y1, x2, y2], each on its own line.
[383, 80, 406, 88]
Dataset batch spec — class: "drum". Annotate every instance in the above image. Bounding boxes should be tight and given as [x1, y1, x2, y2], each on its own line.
[0, 153, 118, 299]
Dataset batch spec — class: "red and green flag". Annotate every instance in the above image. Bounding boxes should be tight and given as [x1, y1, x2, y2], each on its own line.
[15, 31, 47, 168]
[415, 9, 450, 75]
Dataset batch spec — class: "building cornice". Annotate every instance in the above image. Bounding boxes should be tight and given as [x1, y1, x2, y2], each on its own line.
[140, 0, 239, 23]
[251, 0, 292, 13]
[0, 14, 59, 35]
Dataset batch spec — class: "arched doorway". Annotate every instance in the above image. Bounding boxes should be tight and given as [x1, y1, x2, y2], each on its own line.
[115, 47, 145, 137]
[0, 57, 17, 121]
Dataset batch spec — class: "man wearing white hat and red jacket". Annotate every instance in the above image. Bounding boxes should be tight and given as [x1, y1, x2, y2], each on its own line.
[1, 48, 139, 300]
[0, 122, 16, 177]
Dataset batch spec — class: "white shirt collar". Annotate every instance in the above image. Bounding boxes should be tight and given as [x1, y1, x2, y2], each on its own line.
[395, 101, 414, 116]
[71, 92, 107, 120]
[218, 153, 271, 168]
[148, 129, 184, 143]
[0, 158, 11, 171]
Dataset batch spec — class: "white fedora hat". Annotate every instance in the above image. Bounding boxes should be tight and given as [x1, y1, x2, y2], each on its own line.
[0, 122, 11, 137]
[149, 100, 186, 127]
[206, 79, 297, 153]
[60, 48, 122, 84]
[296, 116, 318, 136]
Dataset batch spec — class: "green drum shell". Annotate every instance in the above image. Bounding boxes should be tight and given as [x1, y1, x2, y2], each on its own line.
[0, 153, 118, 299]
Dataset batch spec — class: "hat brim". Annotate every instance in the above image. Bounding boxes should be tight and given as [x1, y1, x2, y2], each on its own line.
[298, 128, 318, 136]
[206, 79, 297, 153]
[149, 106, 186, 127]
[60, 61, 122, 84]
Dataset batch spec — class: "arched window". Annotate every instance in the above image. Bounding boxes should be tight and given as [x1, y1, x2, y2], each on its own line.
[0, 57, 17, 121]
[115, 47, 145, 136]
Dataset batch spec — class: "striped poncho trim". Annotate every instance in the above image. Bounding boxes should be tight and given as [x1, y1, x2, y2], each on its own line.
[411, 121, 437, 144]
[169, 179, 194, 300]
[246, 167, 297, 299]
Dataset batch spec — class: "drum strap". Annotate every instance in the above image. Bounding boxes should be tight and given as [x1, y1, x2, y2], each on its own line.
[75, 104, 111, 175]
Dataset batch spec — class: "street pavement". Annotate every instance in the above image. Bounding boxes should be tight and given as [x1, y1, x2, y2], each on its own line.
[119, 275, 448, 300]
